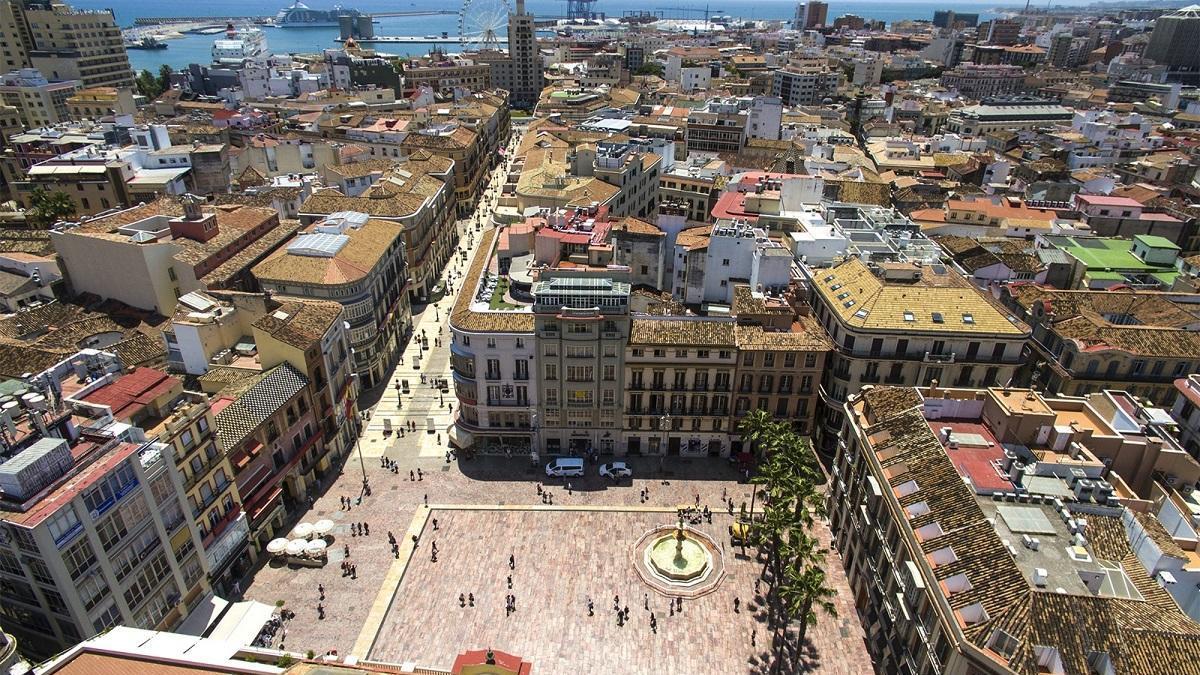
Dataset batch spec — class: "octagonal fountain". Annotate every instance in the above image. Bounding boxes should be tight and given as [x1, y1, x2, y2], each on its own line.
[633, 517, 726, 598]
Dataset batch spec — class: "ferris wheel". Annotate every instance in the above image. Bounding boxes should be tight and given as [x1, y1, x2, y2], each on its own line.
[459, 0, 511, 51]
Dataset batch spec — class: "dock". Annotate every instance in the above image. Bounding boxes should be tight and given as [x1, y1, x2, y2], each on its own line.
[341, 35, 509, 44]
[131, 10, 457, 27]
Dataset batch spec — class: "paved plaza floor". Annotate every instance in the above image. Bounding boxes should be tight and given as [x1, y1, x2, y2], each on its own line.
[239, 455, 872, 674]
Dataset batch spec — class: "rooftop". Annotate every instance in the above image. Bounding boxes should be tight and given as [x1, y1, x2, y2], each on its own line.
[813, 257, 1028, 335]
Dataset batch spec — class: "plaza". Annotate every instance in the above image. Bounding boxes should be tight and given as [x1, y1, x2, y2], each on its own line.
[234, 127, 873, 674]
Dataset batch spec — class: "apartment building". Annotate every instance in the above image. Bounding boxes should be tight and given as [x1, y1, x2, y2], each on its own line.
[578, 140, 662, 220]
[252, 211, 411, 389]
[771, 66, 842, 107]
[0, 68, 78, 128]
[399, 55, 491, 93]
[212, 363, 320, 558]
[940, 64, 1026, 98]
[945, 101, 1075, 136]
[533, 270, 631, 456]
[301, 154, 457, 302]
[448, 230, 537, 451]
[0, 0, 133, 89]
[51, 196, 297, 316]
[624, 318, 736, 457]
[166, 291, 358, 475]
[658, 153, 730, 223]
[0, 353, 215, 659]
[829, 384, 1200, 675]
[1172, 374, 1200, 457]
[400, 122, 483, 217]
[732, 290, 832, 438]
[1002, 286, 1200, 405]
[70, 368, 247, 597]
[810, 257, 1031, 454]
[65, 86, 136, 120]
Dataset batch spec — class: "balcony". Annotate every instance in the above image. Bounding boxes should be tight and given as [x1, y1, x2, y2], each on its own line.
[923, 352, 956, 364]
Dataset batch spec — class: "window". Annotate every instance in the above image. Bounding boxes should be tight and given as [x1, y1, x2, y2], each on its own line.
[763, 353, 775, 367]
[47, 506, 81, 547]
[603, 365, 615, 381]
[742, 353, 754, 366]
[544, 364, 557, 380]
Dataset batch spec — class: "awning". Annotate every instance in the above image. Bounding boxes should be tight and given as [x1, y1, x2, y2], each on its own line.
[448, 424, 473, 449]
[174, 593, 229, 636]
[206, 600, 275, 646]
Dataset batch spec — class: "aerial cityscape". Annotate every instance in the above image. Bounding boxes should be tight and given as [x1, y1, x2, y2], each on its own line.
[1, 0, 1200, 673]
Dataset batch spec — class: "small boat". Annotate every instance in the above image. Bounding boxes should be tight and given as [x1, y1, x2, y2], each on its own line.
[126, 35, 168, 50]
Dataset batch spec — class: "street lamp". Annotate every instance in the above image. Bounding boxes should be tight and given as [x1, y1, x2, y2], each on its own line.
[529, 412, 539, 466]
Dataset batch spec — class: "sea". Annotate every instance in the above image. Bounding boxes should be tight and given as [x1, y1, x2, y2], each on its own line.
[72, 0, 1017, 73]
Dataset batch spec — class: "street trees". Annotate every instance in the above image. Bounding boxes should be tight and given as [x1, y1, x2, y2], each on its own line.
[741, 411, 836, 673]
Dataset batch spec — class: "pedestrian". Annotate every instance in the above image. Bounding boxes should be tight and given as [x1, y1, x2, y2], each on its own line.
[344, 544, 350, 557]
[431, 549, 438, 562]
[644, 593, 649, 610]
[507, 575, 512, 589]
[650, 613, 657, 633]
[754, 579, 761, 596]
[318, 583, 325, 598]
[432, 518, 439, 531]
[424, 493, 428, 505]
[318, 603, 324, 620]
[722, 487, 727, 502]
[364, 523, 370, 536]
[417, 468, 423, 481]
[468, 593, 474, 607]
[567, 481, 572, 495]
[669, 603, 674, 617]
[410, 470, 415, 481]
[587, 598, 594, 616]
[459, 593, 465, 608]
[734, 597, 740, 613]
[676, 597, 682, 612]
[351, 564, 357, 579]
[548, 493, 554, 505]
[751, 630, 756, 648]
[509, 553, 515, 570]
[412, 534, 419, 548]
[695, 493, 700, 507]
[623, 605, 630, 621]
[614, 595, 620, 610]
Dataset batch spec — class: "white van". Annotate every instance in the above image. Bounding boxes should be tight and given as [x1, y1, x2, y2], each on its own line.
[545, 457, 585, 477]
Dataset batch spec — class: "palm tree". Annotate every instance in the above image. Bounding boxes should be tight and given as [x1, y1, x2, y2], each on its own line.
[780, 559, 837, 664]
[26, 188, 76, 229]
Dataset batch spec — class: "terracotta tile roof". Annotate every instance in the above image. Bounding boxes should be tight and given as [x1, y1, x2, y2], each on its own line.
[252, 299, 343, 350]
[735, 319, 833, 352]
[629, 318, 735, 346]
[1006, 286, 1200, 329]
[45, 651, 261, 674]
[214, 363, 308, 450]
[859, 395, 1200, 675]
[449, 229, 534, 334]
[814, 258, 1028, 335]
[610, 216, 663, 238]
[674, 225, 710, 251]
[0, 301, 167, 378]
[252, 218, 403, 287]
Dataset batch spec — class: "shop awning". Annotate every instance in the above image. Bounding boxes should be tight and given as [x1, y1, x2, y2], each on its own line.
[448, 424, 474, 448]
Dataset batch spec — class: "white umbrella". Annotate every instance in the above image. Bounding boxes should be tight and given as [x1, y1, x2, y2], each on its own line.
[290, 522, 314, 540]
[313, 519, 335, 537]
[305, 539, 328, 555]
[286, 539, 307, 556]
[266, 538, 289, 555]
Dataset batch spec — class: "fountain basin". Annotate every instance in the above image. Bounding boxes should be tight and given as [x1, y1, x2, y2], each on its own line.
[632, 523, 726, 599]
[647, 535, 710, 581]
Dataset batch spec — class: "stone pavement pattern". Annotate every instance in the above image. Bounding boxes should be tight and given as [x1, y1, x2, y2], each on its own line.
[240, 456, 871, 674]
[370, 508, 871, 675]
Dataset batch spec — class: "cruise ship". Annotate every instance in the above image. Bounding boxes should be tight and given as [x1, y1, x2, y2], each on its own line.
[275, 1, 360, 27]
[212, 23, 269, 65]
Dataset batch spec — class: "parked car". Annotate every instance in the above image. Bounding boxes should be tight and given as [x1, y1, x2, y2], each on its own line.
[545, 457, 585, 477]
[599, 462, 633, 480]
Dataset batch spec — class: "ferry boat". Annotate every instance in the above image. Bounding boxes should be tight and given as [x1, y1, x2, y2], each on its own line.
[212, 23, 268, 65]
[275, 1, 361, 27]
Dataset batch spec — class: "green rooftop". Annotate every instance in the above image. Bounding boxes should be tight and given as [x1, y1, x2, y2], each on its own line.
[1133, 234, 1181, 250]
[1045, 236, 1170, 272]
